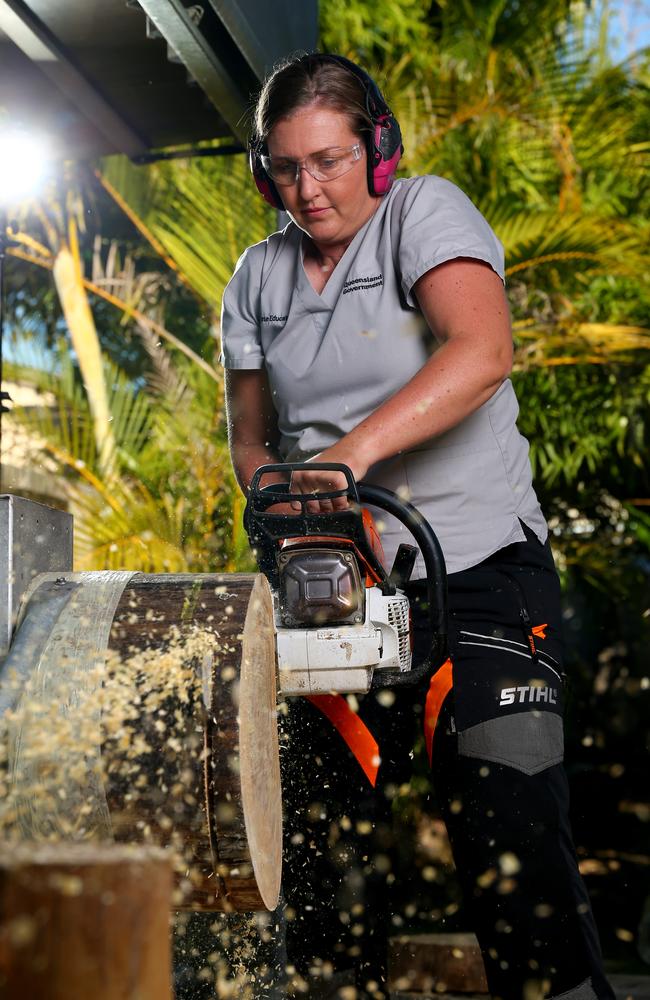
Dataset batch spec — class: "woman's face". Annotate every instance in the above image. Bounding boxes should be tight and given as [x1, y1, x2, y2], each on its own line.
[266, 103, 379, 250]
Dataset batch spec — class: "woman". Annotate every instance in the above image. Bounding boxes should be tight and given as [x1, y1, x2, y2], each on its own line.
[222, 53, 614, 1000]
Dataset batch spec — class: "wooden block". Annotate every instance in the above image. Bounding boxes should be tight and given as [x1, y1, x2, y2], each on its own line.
[388, 932, 489, 994]
[391, 993, 487, 1000]
[0, 842, 173, 999]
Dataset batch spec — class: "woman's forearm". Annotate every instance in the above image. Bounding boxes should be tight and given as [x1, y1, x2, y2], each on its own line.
[230, 443, 283, 495]
[225, 369, 285, 494]
[289, 333, 510, 506]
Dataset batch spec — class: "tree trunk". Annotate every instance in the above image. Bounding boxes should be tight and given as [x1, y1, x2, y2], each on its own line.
[1, 571, 281, 912]
[52, 239, 115, 474]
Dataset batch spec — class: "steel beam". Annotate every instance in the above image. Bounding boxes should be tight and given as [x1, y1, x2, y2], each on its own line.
[207, 0, 319, 80]
[0, 0, 149, 157]
[206, 0, 269, 80]
[136, 0, 250, 145]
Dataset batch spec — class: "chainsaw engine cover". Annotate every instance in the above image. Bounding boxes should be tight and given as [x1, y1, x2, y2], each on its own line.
[277, 547, 365, 627]
[276, 586, 412, 695]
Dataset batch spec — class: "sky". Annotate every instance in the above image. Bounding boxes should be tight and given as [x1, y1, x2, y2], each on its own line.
[607, 0, 650, 57]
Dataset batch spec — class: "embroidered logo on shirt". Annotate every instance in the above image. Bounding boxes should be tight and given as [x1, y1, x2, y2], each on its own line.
[343, 274, 384, 295]
[261, 314, 288, 325]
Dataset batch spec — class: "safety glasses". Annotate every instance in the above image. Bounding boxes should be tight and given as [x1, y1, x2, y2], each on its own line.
[261, 143, 362, 186]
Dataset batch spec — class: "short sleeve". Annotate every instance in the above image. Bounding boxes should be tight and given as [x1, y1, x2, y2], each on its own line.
[219, 244, 265, 370]
[396, 176, 505, 307]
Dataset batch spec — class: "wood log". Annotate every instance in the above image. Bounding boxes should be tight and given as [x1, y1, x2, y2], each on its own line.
[388, 932, 489, 994]
[0, 843, 172, 999]
[0, 572, 281, 912]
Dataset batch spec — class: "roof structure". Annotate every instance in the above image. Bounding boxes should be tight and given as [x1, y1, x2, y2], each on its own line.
[0, 0, 319, 157]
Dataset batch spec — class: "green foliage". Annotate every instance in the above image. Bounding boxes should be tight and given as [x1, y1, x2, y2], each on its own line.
[516, 363, 649, 492]
[574, 268, 650, 329]
[99, 149, 275, 315]
[7, 348, 250, 574]
[319, 0, 432, 69]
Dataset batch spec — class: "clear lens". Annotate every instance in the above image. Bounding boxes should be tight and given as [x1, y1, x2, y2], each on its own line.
[261, 144, 361, 186]
[261, 157, 296, 184]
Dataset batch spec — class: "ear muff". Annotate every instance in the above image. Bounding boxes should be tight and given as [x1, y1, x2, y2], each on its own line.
[320, 54, 403, 197]
[249, 142, 285, 210]
[249, 53, 403, 205]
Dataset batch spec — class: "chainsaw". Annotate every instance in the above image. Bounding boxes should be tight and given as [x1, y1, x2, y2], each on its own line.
[244, 463, 448, 695]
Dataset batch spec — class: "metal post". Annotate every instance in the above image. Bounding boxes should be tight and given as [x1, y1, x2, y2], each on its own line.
[0, 494, 73, 660]
[0, 206, 14, 490]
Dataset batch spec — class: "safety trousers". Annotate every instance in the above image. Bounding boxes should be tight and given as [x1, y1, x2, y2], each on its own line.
[279, 529, 615, 1000]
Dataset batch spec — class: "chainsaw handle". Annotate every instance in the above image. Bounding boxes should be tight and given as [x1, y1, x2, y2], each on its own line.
[358, 483, 448, 676]
[244, 463, 390, 590]
[248, 463, 360, 505]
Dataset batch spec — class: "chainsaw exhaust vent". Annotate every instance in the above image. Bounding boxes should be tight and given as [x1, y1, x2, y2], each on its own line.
[386, 596, 411, 672]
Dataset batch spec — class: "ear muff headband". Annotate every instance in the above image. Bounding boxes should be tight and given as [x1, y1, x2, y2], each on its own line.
[249, 53, 403, 207]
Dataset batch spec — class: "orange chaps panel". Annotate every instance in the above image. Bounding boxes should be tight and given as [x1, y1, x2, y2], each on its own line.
[306, 658, 454, 786]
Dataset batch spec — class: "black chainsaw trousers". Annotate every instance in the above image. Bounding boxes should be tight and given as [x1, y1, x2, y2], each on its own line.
[279, 528, 615, 1000]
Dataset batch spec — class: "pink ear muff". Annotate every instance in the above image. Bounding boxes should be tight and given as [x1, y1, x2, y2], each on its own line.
[371, 115, 403, 196]
[326, 54, 402, 196]
[249, 145, 285, 210]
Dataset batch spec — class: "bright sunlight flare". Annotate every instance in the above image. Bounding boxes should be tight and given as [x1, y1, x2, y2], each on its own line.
[0, 129, 50, 205]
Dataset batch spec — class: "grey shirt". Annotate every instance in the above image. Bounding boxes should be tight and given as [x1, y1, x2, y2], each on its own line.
[221, 175, 547, 575]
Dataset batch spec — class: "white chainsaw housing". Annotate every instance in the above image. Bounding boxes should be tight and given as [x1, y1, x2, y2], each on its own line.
[276, 586, 411, 695]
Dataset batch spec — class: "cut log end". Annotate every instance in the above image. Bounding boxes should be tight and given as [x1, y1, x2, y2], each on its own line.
[2, 571, 283, 913]
[239, 573, 282, 910]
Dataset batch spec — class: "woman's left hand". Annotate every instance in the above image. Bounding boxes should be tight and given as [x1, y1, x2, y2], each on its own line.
[289, 445, 369, 513]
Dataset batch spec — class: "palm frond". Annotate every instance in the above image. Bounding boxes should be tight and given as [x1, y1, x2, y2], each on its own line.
[12, 353, 154, 479]
[98, 151, 275, 313]
[513, 319, 650, 369]
[489, 211, 646, 279]
[70, 480, 189, 572]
